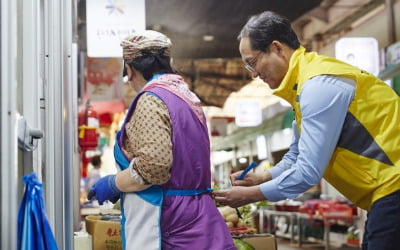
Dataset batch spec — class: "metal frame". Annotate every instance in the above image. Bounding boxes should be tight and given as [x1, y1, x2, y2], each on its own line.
[1, 0, 76, 248]
[43, 0, 75, 248]
[0, 0, 18, 249]
[21, 0, 43, 177]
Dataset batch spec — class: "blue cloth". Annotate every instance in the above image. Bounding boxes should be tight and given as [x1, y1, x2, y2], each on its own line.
[87, 175, 121, 205]
[17, 172, 58, 250]
[164, 188, 213, 196]
[261, 75, 355, 201]
[362, 190, 400, 250]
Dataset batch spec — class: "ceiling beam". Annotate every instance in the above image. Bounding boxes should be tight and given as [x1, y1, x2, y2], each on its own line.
[197, 95, 225, 107]
[179, 71, 251, 81]
[324, 0, 385, 35]
[194, 77, 246, 92]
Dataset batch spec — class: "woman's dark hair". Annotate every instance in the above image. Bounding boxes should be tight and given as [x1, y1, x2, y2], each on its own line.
[238, 11, 300, 52]
[123, 48, 175, 81]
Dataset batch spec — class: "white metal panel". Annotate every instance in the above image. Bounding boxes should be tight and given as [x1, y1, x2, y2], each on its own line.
[72, 42, 82, 232]
[61, 0, 76, 246]
[0, 0, 18, 249]
[22, 0, 43, 177]
[43, 0, 75, 248]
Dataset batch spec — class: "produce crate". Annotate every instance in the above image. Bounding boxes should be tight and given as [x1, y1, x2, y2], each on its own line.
[234, 233, 277, 250]
[85, 215, 122, 250]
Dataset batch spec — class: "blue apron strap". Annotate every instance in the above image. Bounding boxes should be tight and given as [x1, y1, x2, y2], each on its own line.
[164, 188, 213, 196]
[114, 130, 130, 170]
[136, 185, 164, 206]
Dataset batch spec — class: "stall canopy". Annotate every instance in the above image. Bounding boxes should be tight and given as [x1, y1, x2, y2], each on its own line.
[79, 0, 389, 108]
[78, 0, 324, 108]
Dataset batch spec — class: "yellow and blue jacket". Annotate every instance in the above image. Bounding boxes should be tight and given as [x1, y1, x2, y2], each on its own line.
[274, 46, 400, 211]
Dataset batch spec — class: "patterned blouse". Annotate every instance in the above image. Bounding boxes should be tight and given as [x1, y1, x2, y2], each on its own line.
[122, 93, 173, 185]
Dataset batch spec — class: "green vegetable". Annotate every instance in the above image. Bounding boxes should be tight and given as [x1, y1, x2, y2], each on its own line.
[233, 238, 255, 250]
[113, 201, 121, 210]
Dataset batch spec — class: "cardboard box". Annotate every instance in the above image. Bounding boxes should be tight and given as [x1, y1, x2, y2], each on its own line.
[74, 232, 92, 250]
[236, 234, 277, 250]
[85, 215, 122, 250]
[85, 216, 276, 250]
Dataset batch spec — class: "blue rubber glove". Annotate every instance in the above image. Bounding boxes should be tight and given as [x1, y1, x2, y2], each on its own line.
[87, 175, 121, 205]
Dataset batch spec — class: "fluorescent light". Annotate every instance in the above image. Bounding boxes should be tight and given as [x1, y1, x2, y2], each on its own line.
[239, 157, 247, 164]
[203, 35, 214, 41]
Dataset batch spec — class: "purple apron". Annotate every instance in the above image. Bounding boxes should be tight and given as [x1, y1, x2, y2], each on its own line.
[115, 83, 235, 250]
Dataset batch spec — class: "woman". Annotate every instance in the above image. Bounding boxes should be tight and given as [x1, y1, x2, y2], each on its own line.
[88, 30, 235, 250]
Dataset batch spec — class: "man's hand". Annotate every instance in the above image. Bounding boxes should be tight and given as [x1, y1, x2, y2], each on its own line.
[87, 175, 121, 205]
[230, 170, 271, 187]
[213, 186, 266, 208]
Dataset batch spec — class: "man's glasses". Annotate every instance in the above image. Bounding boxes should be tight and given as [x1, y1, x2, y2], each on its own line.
[244, 51, 263, 73]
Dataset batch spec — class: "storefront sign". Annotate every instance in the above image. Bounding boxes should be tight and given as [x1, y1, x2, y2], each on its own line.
[386, 41, 400, 65]
[256, 135, 267, 160]
[86, 0, 146, 57]
[209, 117, 230, 136]
[235, 101, 262, 127]
[335, 37, 379, 76]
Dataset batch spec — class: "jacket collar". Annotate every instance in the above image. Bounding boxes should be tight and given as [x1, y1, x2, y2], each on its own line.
[273, 46, 306, 105]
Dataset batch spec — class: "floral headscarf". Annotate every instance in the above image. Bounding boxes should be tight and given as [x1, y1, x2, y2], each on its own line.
[121, 31, 205, 124]
[120, 30, 172, 60]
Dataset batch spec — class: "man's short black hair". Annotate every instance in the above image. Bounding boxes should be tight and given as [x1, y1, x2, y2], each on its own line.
[238, 11, 301, 52]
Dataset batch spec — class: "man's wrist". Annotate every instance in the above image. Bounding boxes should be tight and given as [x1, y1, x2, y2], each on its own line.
[249, 185, 267, 203]
[258, 170, 271, 184]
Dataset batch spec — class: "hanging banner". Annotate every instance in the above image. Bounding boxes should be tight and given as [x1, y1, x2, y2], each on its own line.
[235, 101, 262, 127]
[86, 57, 124, 101]
[86, 0, 146, 58]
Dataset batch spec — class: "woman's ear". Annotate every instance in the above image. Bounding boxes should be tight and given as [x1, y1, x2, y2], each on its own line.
[125, 63, 135, 81]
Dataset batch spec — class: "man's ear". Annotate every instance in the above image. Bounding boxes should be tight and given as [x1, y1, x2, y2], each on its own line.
[270, 40, 284, 53]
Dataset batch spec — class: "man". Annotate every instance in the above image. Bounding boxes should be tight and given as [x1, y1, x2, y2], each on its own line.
[213, 11, 400, 250]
